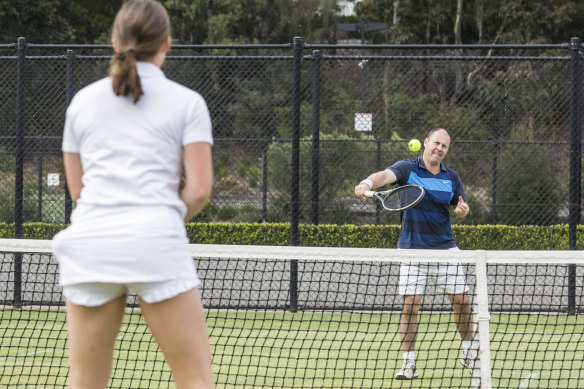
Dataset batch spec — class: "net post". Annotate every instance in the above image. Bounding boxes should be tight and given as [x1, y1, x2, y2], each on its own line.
[474, 250, 492, 389]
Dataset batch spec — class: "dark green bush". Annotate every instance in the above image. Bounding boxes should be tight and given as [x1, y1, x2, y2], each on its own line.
[496, 145, 562, 225]
[216, 205, 238, 221]
[0, 222, 581, 250]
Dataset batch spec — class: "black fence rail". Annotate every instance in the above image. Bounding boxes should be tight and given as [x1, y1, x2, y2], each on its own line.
[0, 37, 582, 248]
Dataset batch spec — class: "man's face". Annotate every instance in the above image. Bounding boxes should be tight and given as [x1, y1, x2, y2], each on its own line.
[423, 130, 450, 166]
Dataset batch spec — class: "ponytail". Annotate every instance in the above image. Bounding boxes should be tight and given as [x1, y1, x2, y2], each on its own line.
[110, 0, 171, 104]
[111, 49, 144, 104]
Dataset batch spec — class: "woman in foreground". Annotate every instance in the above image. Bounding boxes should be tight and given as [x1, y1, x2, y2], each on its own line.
[52, 1, 215, 387]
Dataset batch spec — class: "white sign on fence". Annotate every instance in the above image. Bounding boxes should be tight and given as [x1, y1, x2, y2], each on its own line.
[47, 173, 59, 187]
[354, 113, 372, 132]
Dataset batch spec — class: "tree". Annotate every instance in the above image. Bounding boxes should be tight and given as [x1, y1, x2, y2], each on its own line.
[0, 0, 121, 44]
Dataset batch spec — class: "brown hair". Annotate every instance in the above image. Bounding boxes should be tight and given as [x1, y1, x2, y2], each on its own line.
[110, 0, 170, 103]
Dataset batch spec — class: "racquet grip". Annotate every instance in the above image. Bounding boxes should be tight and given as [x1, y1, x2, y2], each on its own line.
[364, 191, 375, 197]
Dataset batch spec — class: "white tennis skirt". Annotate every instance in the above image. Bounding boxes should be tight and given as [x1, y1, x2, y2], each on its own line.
[52, 203, 199, 287]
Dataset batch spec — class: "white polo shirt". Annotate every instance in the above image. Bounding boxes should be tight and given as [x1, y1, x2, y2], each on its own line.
[53, 62, 212, 286]
[62, 61, 213, 216]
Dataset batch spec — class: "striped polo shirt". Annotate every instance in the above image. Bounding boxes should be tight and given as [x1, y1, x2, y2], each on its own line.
[388, 156, 466, 249]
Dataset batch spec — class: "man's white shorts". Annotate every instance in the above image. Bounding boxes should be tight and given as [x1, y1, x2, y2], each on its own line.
[62, 278, 198, 307]
[398, 247, 469, 295]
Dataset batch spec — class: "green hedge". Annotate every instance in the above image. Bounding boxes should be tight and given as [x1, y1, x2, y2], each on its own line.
[186, 223, 583, 250]
[0, 222, 67, 240]
[2, 222, 581, 250]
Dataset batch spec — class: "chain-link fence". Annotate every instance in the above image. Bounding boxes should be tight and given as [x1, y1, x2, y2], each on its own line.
[0, 38, 582, 241]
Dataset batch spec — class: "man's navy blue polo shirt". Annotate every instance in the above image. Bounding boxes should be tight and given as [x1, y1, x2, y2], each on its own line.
[388, 156, 466, 249]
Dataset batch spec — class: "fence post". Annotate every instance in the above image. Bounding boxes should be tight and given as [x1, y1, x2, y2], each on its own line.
[290, 37, 303, 312]
[37, 136, 43, 221]
[64, 49, 75, 224]
[262, 140, 269, 222]
[491, 140, 498, 224]
[568, 37, 582, 315]
[15, 37, 26, 238]
[311, 50, 321, 225]
[14, 37, 26, 307]
[375, 139, 381, 224]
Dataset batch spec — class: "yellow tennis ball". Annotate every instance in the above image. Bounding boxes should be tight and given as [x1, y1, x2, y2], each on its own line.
[408, 139, 421, 152]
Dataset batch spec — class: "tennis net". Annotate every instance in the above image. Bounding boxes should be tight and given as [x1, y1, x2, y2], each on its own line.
[0, 239, 582, 388]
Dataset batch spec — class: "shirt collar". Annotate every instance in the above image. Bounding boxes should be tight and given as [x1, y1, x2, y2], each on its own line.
[136, 61, 166, 79]
[417, 156, 446, 172]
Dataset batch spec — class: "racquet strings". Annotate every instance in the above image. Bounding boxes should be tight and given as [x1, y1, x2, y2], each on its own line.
[384, 186, 423, 210]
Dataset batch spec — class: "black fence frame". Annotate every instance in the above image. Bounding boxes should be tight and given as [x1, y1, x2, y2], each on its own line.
[2, 37, 582, 313]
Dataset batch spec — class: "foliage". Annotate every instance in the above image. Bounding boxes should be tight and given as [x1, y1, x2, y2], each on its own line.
[227, 62, 292, 138]
[265, 133, 403, 223]
[216, 205, 239, 221]
[0, 178, 40, 223]
[473, 60, 571, 141]
[353, 0, 584, 45]
[3, 0, 582, 45]
[0, 0, 121, 43]
[495, 144, 563, 226]
[7, 222, 582, 250]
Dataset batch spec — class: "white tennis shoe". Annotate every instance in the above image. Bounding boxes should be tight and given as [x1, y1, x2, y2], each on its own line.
[460, 347, 479, 374]
[395, 360, 418, 380]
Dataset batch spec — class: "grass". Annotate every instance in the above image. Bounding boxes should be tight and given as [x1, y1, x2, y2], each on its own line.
[0, 308, 583, 388]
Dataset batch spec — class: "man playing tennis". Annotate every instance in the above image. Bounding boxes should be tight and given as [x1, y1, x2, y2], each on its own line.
[355, 128, 477, 380]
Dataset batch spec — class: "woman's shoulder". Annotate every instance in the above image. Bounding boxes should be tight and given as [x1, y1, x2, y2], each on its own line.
[71, 77, 112, 103]
[67, 77, 112, 113]
[163, 78, 205, 101]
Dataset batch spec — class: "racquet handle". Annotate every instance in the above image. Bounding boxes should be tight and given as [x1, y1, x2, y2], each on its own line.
[364, 191, 375, 197]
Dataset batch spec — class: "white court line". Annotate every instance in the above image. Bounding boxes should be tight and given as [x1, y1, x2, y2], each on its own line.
[518, 373, 538, 388]
[0, 348, 62, 362]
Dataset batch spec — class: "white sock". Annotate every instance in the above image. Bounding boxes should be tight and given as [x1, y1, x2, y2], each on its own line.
[403, 351, 415, 362]
[463, 340, 478, 352]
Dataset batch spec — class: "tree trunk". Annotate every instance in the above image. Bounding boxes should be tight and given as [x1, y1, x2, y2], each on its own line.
[207, 0, 214, 44]
[425, 0, 432, 43]
[475, 0, 484, 43]
[390, 0, 401, 44]
[454, 0, 463, 44]
[451, 0, 464, 106]
[383, 0, 401, 135]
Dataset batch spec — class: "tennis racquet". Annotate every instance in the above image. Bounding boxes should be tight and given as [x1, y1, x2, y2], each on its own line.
[365, 184, 425, 212]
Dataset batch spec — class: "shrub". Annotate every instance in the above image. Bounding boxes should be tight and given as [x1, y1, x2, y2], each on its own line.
[216, 205, 238, 221]
[495, 144, 562, 225]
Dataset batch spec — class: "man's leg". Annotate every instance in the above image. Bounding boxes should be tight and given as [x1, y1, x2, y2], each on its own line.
[400, 294, 423, 352]
[396, 294, 422, 380]
[449, 292, 473, 340]
[449, 292, 479, 372]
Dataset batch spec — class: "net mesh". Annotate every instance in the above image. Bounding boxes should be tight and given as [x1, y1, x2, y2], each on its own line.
[0, 240, 582, 388]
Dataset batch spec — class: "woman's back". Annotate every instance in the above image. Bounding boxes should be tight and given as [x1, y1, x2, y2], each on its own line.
[63, 62, 212, 214]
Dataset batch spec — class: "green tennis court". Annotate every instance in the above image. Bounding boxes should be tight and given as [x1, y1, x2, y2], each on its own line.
[1, 309, 583, 388]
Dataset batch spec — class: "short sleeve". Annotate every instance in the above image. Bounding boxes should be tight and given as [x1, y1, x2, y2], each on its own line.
[450, 170, 467, 205]
[62, 103, 80, 153]
[388, 160, 413, 186]
[183, 94, 213, 146]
